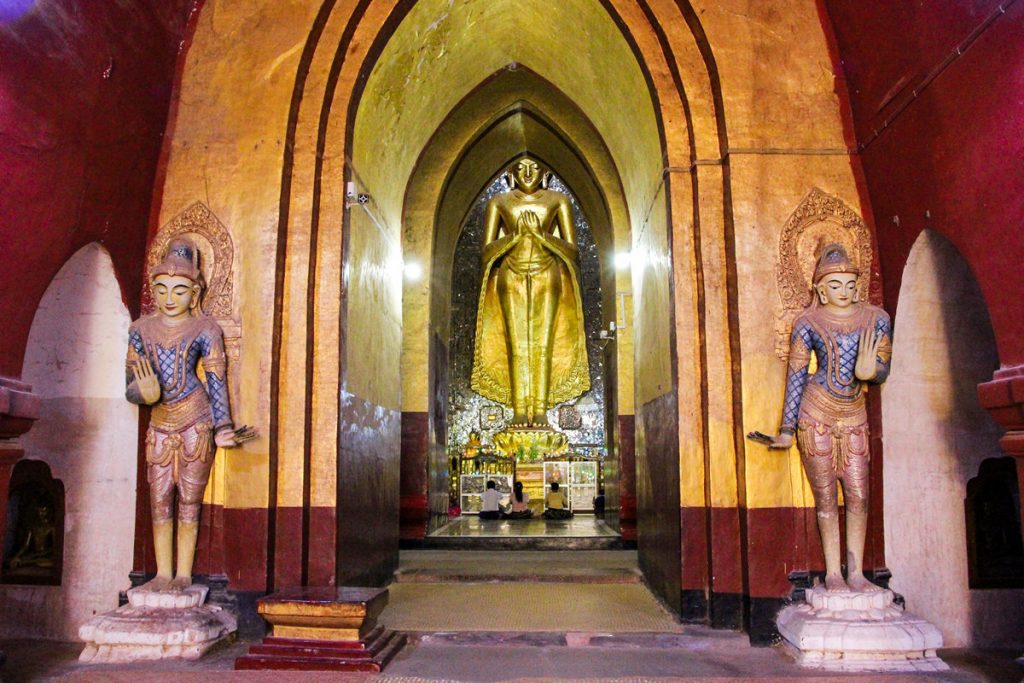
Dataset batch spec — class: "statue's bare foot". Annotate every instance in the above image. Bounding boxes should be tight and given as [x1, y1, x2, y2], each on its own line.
[824, 573, 850, 592]
[846, 572, 883, 592]
[510, 413, 530, 428]
[168, 575, 193, 592]
[139, 575, 172, 592]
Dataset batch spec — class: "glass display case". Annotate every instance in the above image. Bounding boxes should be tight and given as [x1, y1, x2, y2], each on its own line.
[569, 461, 599, 511]
[459, 473, 513, 514]
[542, 459, 599, 511]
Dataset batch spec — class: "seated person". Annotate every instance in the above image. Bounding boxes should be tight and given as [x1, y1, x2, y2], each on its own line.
[503, 481, 532, 519]
[593, 487, 606, 518]
[543, 481, 573, 519]
[479, 479, 504, 520]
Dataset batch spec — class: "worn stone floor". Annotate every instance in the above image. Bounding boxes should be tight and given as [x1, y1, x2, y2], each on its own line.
[3, 635, 1020, 682]
[2, 550, 1021, 682]
[381, 583, 681, 632]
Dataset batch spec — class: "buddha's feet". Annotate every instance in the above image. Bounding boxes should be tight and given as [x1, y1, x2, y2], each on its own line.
[168, 575, 193, 592]
[139, 575, 173, 592]
[510, 413, 530, 428]
[846, 572, 883, 592]
[824, 573, 850, 592]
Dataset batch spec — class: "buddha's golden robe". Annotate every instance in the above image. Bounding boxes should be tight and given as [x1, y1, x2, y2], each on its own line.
[471, 191, 590, 410]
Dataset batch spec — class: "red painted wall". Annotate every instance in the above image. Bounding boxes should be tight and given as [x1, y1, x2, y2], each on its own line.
[823, 0, 1024, 368]
[0, 0, 197, 379]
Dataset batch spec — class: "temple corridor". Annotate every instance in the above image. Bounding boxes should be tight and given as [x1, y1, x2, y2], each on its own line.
[1, 0, 1023, 678]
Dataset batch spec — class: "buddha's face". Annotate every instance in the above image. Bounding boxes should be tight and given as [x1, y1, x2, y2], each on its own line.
[815, 272, 858, 308]
[512, 158, 542, 193]
[152, 274, 200, 319]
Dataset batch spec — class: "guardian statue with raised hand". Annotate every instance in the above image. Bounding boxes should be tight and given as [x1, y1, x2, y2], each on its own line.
[126, 238, 256, 592]
[751, 243, 891, 592]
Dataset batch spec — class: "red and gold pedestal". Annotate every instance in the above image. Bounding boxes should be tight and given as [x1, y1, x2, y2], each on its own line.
[234, 587, 405, 672]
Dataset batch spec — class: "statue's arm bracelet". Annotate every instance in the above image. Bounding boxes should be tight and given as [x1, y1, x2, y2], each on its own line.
[779, 426, 796, 435]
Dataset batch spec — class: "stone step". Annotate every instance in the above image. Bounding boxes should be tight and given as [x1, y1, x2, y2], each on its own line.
[412, 535, 627, 550]
[394, 566, 642, 583]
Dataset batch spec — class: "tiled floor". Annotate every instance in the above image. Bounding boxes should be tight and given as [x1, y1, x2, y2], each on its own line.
[430, 515, 618, 538]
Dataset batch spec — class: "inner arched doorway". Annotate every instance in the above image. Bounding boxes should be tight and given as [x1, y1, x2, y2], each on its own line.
[342, 0, 683, 611]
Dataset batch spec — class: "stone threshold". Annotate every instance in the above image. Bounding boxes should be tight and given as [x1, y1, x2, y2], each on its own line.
[407, 630, 746, 649]
[394, 568, 642, 584]
[412, 537, 627, 550]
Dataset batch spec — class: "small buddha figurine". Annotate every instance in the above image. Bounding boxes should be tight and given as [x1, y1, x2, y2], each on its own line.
[755, 243, 891, 592]
[471, 157, 590, 428]
[5, 501, 56, 572]
[464, 430, 483, 456]
[126, 238, 256, 592]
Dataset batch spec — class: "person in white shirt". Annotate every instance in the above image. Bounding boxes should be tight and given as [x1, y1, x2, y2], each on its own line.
[479, 480, 504, 519]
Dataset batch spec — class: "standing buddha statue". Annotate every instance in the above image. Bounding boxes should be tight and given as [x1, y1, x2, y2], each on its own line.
[471, 157, 590, 428]
[755, 243, 892, 592]
[126, 238, 256, 592]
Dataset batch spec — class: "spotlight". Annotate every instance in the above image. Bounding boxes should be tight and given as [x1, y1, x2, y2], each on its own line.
[404, 261, 423, 282]
[614, 252, 632, 270]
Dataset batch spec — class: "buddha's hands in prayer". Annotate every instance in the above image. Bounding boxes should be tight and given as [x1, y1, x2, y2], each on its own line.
[132, 357, 161, 405]
[516, 210, 542, 236]
[855, 327, 882, 381]
[215, 425, 259, 449]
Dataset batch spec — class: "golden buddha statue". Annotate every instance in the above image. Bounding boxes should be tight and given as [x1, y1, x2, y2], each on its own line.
[471, 157, 590, 428]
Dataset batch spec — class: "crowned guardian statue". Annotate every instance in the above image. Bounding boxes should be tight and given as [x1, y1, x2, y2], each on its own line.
[756, 243, 891, 592]
[126, 238, 256, 592]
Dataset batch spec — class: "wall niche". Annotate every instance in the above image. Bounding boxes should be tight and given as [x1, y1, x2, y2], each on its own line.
[1, 459, 64, 585]
[966, 456, 1024, 588]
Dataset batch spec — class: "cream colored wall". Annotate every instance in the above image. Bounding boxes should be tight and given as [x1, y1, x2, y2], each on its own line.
[632, 177, 676, 408]
[343, 199, 403, 410]
[883, 230, 1024, 648]
[0, 244, 136, 640]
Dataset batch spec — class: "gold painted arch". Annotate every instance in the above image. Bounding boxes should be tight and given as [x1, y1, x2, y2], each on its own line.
[260, 0, 736, 604]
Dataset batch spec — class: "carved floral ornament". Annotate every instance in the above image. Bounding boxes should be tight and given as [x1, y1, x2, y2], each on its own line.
[143, 202, 235, 319]
[774, 188, 879, 358]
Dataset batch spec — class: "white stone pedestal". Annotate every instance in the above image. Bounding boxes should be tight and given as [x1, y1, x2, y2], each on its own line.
[78, 585, 237, 663]
[777, 585, 948, 672]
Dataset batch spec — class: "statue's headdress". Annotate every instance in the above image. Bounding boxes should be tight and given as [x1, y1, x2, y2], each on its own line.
[150, 237, 202, 284]
[812, 242, 858, 284]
